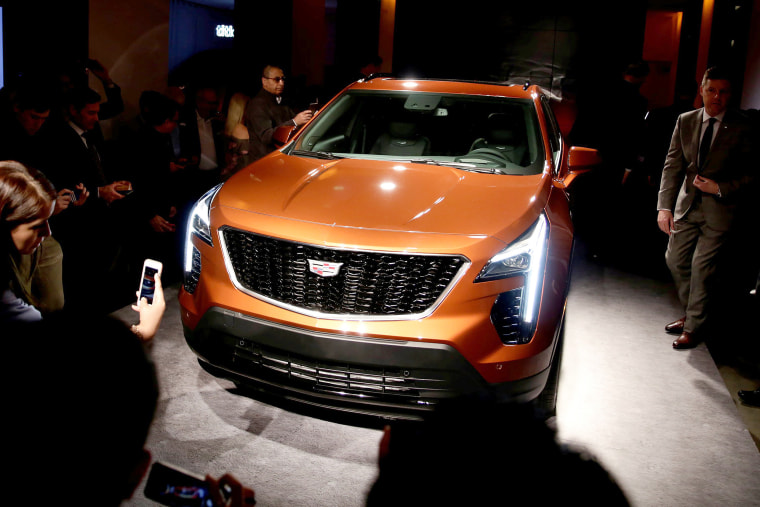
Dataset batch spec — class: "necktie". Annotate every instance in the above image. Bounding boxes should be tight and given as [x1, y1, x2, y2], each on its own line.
[82, 131, 106, 185]
[699, 117, 716, 170]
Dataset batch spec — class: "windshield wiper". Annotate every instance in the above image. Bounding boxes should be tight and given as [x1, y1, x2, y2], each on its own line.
[291, 150, 346, 160]
[407, 159, 505, 174]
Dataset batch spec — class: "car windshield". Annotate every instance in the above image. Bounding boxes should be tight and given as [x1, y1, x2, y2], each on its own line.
[289, 90, 545, 175]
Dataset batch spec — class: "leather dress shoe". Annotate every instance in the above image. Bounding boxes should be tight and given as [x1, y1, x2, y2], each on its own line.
[738, 389, 760, 407]
[665, 316, 686, 334]
[672, 331, 699, 349]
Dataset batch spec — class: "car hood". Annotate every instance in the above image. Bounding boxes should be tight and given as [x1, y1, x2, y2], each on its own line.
[219, 153, 550, 242]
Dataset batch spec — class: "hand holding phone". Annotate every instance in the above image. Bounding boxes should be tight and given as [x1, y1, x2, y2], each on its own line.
[144, 461, 256, 506]
[131, 260, 165, 341]
[137, 259, 163, 305]
[144, 461, 213, 506]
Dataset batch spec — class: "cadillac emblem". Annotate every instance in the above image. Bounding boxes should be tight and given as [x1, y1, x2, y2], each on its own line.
[307, 259, 343, 277]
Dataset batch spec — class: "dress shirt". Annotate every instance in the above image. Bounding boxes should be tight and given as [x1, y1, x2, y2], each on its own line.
[196, 110, 219, 170]
[699, 110, 725, 150]
[68, 121, 87, 147]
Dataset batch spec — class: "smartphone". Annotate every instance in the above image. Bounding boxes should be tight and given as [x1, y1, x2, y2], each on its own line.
[116, 183, 134, 196]
[309, 99, 319, 113]
[144, 461, 215, 507]
[137, 259, 162, 305]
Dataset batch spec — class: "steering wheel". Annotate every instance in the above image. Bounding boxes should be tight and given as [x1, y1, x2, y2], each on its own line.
[454, 147, 511, 168]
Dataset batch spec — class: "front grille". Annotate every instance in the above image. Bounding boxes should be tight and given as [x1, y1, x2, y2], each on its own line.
[231, 338, 445, 403]
[221, 227, 467, 317]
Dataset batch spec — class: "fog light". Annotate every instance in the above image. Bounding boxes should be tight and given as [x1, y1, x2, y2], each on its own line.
[491, 288, 532, 344]
[183, 247, 201, 293]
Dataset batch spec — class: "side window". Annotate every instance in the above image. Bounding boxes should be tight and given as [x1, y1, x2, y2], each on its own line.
[540, 96, 562, 172]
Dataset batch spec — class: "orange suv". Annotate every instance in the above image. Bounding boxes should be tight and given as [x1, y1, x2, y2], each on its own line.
[179, 77, 600, 419]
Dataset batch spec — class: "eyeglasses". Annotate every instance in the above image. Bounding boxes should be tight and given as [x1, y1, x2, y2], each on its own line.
[263, 76, 286, 83]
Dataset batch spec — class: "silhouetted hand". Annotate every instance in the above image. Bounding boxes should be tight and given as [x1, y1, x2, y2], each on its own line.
[205, 473, 256, 506]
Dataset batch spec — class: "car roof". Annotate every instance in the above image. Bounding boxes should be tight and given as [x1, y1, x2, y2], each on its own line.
[346, 76, 542, 100]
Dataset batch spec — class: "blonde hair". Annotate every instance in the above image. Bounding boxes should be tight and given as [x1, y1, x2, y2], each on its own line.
[225, 92, 251, 137]
[0, 161, 57, 229]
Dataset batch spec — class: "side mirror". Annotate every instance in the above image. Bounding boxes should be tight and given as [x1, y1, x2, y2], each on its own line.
[555, 146, 601, 189]
[273, 125, 297, 148]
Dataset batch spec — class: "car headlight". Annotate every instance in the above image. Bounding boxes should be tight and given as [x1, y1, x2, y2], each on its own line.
[475, 214, 549, 344]
[183, 183, 222, 293]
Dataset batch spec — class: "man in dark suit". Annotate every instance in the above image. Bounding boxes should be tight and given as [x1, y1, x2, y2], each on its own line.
[243, 65, 313, 161]
[176, 85, 226, 202]
[40, 87, 132, 312]
[656, 66, 756, 349]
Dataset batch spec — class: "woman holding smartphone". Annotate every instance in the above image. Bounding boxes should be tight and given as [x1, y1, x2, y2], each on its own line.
[1, 161, 165, 339]
[0, 161, 56, 323]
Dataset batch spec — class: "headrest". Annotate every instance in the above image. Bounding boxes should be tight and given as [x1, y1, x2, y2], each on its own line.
[486, 113, 519, 144]
[388, 121, 418, 139]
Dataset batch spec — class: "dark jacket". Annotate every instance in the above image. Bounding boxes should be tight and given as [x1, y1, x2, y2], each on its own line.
[243, 88, 296, 161]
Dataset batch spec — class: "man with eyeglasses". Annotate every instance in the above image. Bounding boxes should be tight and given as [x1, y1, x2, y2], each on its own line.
[243, 65, 313, 161]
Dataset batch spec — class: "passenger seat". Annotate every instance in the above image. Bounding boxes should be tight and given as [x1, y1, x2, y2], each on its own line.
[370, 121, 431, 156]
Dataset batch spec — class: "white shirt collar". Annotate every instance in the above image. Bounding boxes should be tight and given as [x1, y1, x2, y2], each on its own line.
[702, 109, 726, 124]
[69, 120, 86, 137]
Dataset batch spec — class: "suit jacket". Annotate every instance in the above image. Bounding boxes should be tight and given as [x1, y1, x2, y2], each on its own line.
[177, 108, 226, 169]
[37, 119, 116, 253]
[657, 108, 755, 230]
[243, 89, 296, 161]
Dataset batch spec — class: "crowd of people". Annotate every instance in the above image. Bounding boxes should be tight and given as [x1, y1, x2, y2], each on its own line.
[0, 58, 321, 319]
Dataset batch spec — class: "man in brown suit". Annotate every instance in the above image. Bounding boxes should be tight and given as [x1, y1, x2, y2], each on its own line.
[243, 65, 313, 161]
[657, 66, 756, 349]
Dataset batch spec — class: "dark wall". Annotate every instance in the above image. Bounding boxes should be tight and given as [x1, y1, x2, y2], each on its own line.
[233, 0, 293, 95]
[708, 0, 753, 101]
[2, 1, 89, 84]
[392, 0, 648, 98]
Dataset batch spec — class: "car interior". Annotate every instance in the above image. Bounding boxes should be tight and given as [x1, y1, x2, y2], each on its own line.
[293, 90, 545, 175]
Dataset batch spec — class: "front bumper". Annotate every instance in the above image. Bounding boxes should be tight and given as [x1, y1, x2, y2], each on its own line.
[184, 306, 552, 420]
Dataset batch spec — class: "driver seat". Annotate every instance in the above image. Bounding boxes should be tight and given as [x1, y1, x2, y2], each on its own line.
[469, 112, 527, 165]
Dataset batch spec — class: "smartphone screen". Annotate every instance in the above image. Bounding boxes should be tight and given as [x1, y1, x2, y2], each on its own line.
[144, 462, 214, 507]
[139, 264, 160, 304]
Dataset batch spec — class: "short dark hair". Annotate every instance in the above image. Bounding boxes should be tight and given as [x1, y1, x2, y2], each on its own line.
[367, 397, 630, 506]
[140, 91, 179, 127]
[65, 86, 102, 111]
[702, 66, 734, 86]
[11, 83, 53, 113]
[5, 312, 159, 506]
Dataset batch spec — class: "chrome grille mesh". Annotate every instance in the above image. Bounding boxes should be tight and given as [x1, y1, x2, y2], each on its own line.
[222, 227, 466, 316]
